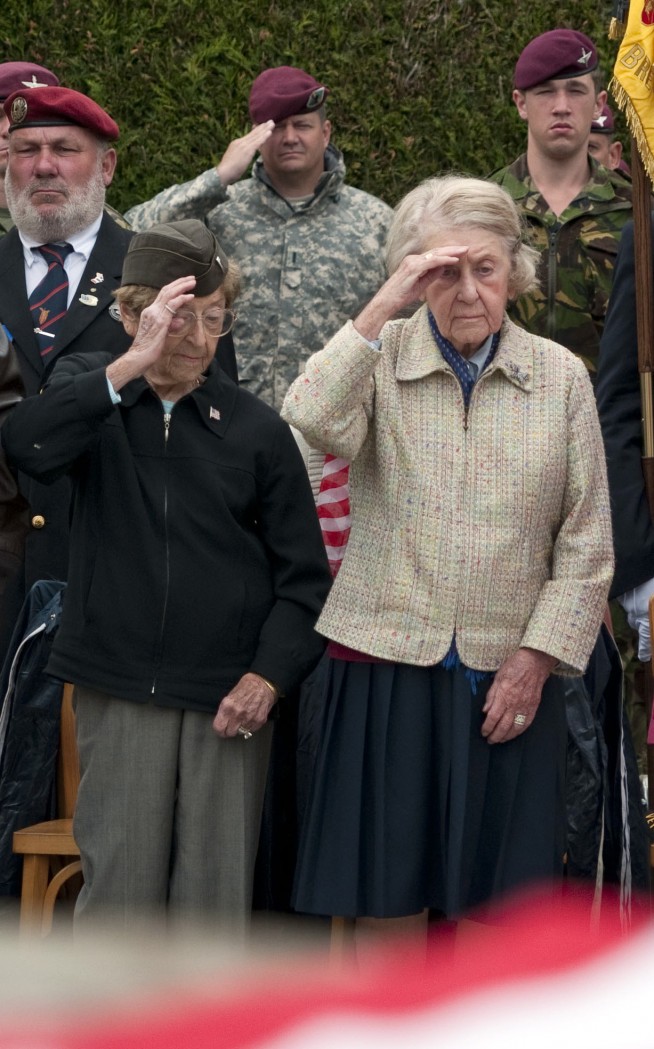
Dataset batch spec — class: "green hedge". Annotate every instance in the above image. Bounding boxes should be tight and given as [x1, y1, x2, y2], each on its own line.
[1, 0, 620, 214]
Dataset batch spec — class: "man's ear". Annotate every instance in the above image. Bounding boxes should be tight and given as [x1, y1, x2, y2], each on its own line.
[512, 89, 528, 122]
[101, 147, 117, 186]
[608, 139, 623, 169]
[593, 89, 608, 120]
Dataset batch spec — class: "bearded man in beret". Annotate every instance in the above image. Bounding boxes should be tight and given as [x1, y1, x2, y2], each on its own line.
[126, 65, 393, 411]
[0, 86, 134, 647]
[489, 29, 632, 381]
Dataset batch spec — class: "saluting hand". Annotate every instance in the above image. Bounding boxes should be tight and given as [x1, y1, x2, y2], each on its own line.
[216, 121, 276, 186]
[353, 246, 471, 341]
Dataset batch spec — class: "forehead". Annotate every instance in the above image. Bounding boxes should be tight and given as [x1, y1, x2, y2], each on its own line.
[528, 72, 595, 93]
[189, 287, 226, 309]
[424, 227, 509, 258]
[9, 124, 99, 150]
[272, 112, 322, 130]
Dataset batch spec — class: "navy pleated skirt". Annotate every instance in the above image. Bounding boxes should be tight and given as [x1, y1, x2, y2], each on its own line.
[292, 659, 567, 919]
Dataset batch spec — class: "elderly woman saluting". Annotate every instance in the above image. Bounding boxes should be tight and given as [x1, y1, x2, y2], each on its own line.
[282, 176, 613, 935]
[2, 220, 331, 931]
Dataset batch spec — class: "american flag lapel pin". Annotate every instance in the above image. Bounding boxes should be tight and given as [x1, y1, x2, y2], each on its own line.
[209, 406, 221, 421]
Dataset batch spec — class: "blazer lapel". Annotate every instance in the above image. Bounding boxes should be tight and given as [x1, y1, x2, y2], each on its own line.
[46, 213, 131, 366]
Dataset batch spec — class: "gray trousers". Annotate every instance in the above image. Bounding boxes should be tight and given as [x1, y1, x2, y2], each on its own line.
[72, 687, 272, 932]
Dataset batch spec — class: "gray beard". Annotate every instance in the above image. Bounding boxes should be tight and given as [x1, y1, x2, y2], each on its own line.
[5, 171, 106, 242]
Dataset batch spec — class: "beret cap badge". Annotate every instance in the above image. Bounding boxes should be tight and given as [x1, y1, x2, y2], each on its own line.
[306, 86, 326, 110]
[10, 96, 27, 125]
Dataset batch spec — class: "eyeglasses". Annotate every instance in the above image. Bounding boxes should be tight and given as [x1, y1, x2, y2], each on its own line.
[168, 307, 237, 338]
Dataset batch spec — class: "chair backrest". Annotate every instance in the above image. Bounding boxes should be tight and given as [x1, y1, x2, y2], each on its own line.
[56, 683, 79, 820]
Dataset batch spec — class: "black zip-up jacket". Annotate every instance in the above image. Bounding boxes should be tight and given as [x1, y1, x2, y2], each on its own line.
[1, 351, 331, 711]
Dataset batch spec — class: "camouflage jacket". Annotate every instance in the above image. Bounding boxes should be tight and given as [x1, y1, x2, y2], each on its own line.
[489, 154, 633, 377]
[125, 145, 393, 409]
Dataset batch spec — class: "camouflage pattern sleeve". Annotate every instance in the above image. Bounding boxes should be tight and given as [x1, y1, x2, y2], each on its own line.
[124, 168, 230, 231]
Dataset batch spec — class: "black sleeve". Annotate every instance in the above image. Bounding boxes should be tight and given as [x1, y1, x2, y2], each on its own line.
[596, 219, 654, 596]
[248, 418, 331, 694]
[2, 350, 116, 486]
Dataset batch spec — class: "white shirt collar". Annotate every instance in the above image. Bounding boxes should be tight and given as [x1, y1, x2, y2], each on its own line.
[19, 212, 103, 267]
[468, 333, 494, 373]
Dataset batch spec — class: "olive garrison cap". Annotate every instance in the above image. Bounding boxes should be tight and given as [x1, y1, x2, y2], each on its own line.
[4, 85, 119, 140]
[591, 102, 615, 134]
[121, 220, 229, 297]
[514, 29, 598, 91]
[0, 62, 59, 102]
[249, 65, 329, 124]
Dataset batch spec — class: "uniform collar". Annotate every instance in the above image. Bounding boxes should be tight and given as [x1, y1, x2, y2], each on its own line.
[507, 152, 629, 206]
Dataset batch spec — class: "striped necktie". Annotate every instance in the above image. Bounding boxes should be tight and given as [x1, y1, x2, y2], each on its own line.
[28, 242, 74, 356]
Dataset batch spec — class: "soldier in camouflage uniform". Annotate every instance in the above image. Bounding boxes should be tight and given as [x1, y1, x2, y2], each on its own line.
[488, 29, 632, 380]
[126, 66, 393, 410]
[490, 31, 648, 862]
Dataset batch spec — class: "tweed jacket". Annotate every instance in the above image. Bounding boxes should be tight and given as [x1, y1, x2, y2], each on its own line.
[282, 308, 614, 673]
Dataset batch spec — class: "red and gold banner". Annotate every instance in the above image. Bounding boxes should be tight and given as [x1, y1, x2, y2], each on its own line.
[612, 1, 654, 182]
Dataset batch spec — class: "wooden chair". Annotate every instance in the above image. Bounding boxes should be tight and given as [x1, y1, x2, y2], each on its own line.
[12, 682, 82, 935]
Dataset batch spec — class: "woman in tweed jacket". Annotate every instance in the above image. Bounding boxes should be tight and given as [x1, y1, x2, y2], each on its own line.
[282, 175, 614, 941]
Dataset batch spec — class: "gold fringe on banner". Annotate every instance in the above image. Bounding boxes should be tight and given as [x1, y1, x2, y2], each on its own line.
[611, 76, 654, 186]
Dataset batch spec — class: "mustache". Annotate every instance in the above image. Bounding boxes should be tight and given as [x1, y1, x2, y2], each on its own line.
[24, 179, 70, 197]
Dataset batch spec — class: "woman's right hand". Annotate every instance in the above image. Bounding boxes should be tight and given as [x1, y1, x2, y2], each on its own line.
[106, 276, 197, 392]
[352, 246, 470, 341]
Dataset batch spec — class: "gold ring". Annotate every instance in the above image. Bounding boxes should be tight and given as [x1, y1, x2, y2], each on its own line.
[513, 713, 527, 726]
[164, 304, 177, 316]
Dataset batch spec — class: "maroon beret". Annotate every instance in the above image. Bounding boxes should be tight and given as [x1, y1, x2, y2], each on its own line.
[4, 85, 119, 140]
[591, 102, 615, 134]
[514, 29, 598, 91]
[0, 62, 59, 102]
[249, 66, 329, 124]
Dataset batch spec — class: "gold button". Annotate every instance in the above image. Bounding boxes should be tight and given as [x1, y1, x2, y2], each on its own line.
[31, 515, 46, 529]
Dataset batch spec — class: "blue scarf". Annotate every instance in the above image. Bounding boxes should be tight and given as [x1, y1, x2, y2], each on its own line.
[427, 310, 500, 407]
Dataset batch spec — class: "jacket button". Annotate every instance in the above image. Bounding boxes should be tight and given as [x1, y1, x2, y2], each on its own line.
[31, 515, 46, 529]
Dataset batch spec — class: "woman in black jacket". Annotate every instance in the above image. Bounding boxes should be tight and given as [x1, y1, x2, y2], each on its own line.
[2, 220, 331, 932]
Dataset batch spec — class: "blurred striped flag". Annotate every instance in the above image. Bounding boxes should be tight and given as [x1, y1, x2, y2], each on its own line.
[316, 454, 351, 577]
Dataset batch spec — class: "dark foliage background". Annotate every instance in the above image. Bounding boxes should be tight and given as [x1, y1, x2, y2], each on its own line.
[1, 1, 620, 213]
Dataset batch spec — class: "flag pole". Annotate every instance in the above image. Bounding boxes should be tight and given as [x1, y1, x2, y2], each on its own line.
[610, 0, 654, 811]
[630, 142, 654, 812]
